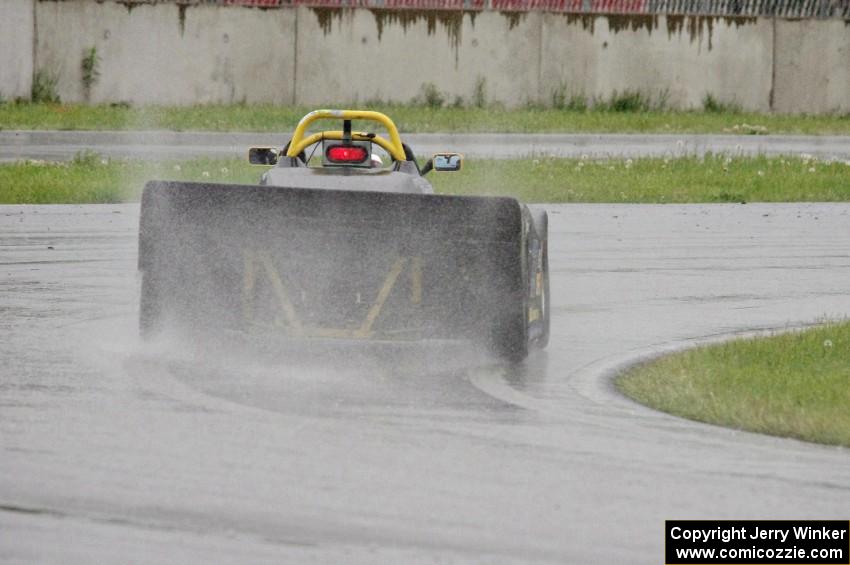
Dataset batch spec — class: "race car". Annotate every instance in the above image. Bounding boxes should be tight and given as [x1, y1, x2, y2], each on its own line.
[138, 110, 549, 360]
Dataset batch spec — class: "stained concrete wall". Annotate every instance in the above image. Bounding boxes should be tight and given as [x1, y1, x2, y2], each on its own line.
[540, 14, 774, 111]
[35, 0, 296, 105]
[773, 19, 850, 114]
[0, 0, 35, 101]
[2, 1, 849, 112]
[294, 7, 541, 107]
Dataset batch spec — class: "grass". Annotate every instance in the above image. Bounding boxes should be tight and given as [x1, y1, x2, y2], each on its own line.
[0, 154, 256, 204]
[2, 102, 850, 135]
[428, 154, 850, 203]
[617, 321, 850, 448]
[2, 153, 849, 204]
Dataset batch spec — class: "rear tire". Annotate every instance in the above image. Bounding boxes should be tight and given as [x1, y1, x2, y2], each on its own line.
[488, 206, 541, 363]
[489, 302, 529, 362]
[529, 208, 550, 349]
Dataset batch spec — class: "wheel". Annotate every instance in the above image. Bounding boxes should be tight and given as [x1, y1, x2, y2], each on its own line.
[529, 207, 550, 349]
[489, 302, 529, 362]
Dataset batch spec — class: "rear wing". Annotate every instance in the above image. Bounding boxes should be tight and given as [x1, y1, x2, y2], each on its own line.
[139, 181, 527, 343]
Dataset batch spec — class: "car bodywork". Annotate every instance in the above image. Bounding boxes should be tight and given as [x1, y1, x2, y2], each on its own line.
[138, 110, 549, 360]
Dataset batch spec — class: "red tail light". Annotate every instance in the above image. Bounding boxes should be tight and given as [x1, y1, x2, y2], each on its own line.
[326, 145, 368, 163]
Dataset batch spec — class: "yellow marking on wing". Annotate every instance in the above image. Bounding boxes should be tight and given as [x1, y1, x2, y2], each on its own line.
[357, 257, 407, 338]
[259, 254, 303, 335]
[243, 250, 417, 339]
[242, 250, 258, 323]
[410, 256, 422, 305]
[243, 250, 304, 335]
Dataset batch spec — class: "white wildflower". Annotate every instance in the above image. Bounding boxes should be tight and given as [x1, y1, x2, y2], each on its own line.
[173, 165, 182, 172]
[823, 339, 833, 348]
[201, 171, 210, 178]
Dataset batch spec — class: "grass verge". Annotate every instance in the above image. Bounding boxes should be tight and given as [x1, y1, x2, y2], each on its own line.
[2, 103, 850, 135]
[0, 154, 257, 204]
[2, 153, 849, 204]
[429, 154, 850, 203]
[617, 322, 850, 448]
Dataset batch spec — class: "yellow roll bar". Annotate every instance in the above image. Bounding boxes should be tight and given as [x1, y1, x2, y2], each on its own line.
[286, 109, 407, 162]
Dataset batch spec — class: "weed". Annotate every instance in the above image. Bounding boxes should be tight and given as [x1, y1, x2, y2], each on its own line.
[711, 191, 747, 203]
[551, 82, 567, 109]
[451, 95, 465, 109]
[602, 90, 651, 112]
[654, 88, 670, 111]
[81, 46, 101, 101]
[703, 93, 741, 114]
[71, 149, 102, 167]
[472, 76, 487, 109]
[31, 70, 60, 104]
[551, 82, 588, 111]
[362, 96, 386, 107]
[418, 82, 445, 109]
[568, 95, 587, 111]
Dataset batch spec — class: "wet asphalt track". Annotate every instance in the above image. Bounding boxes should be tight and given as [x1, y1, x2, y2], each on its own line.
[3, 130, 850, 161]
[1, 203, 850, 563]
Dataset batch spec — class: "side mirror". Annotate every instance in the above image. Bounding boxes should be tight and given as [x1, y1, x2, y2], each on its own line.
[432, 152, 463, 172]
[248, 147, 279, 165]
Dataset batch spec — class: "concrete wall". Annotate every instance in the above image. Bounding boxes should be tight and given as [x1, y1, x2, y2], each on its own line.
[773, 19, 850, 114]
[2, 1, 849, 112]
[541, 14, 774, 111]
[35, 0, 296, 105]
[294, 8, 541, 107]
[0, 0, 35, 101]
